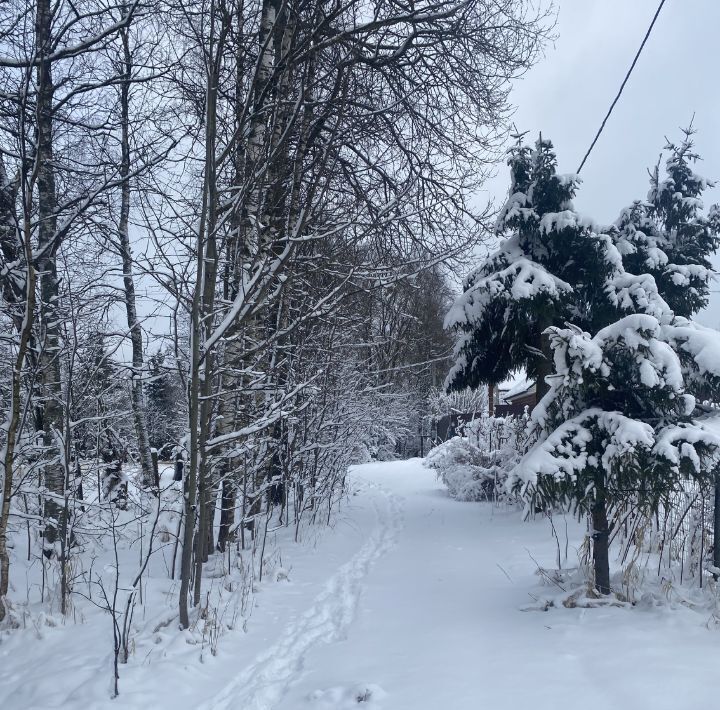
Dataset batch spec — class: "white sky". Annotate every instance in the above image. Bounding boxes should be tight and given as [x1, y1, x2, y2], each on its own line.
[484, 0, 720, 327]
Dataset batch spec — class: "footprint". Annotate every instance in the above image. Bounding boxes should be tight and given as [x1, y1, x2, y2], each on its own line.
[308, 682, 387, 708]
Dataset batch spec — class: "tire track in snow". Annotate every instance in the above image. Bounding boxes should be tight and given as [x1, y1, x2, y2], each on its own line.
[199, 482, 404, 710]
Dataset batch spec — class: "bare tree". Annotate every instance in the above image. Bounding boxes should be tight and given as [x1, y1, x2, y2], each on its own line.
[0, 0, 551, 636]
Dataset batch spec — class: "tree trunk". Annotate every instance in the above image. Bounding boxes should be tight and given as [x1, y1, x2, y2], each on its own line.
[535, 329, 553, 402]
[191, 63, 220, 608]
[0, 210, 35, 621]
[713, 471, 720, 579]
[591, 473, 611, 595]
[151, 448, 159, 488]
[178, 256, 200, 628]
[179, 3, 222, 626]
[174, 450, 183, 482]
[0, 157, 23, 330]
[35, 0, 65, 552]
[118, 18, 155, 489]
[204, 492, 215, 560]
[217, 474, 236, 553]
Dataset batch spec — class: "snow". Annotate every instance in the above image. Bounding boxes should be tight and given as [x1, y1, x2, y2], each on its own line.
[549, 324, 604, 382]
[665, 319, 720, 379]
[538, 209, 594, 234]
[443, 236, 572, 332]
[4, 460, 720, 709]
[654, 422, 720, 473]
[424, 424, 520, 502]
[545, 313, 689, 396]
[596, 314, 684, 388]
[424, 436, 494, 501]
[511, 409, 656, 490]
[605, 271, 671, 320]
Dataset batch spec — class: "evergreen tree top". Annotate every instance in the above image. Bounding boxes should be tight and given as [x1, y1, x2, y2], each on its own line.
[446, 136, 625, 393]
[447, 130, 720, 397]
[615, 127, 720, 318]
[497, 136, 587, 251]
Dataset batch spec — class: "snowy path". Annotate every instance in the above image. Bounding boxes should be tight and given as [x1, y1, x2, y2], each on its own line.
[197, 483, 403, 710]
[5, 458, 720, 709]
[272, 460, 720, 710]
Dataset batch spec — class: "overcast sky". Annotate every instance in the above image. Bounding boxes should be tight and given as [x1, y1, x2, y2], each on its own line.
[484, 0, 720, 328]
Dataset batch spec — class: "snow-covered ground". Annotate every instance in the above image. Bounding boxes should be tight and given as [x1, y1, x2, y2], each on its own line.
[3, 459, 720, 709]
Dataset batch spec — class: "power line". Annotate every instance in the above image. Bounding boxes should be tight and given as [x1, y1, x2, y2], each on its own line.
[577, 0, 668, 174]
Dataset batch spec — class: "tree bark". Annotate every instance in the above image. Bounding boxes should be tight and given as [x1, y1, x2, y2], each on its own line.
[35, 0, 65, 552]
[118, 17, 155, 489]
[713, 471, 720, 579]
[191, 35, 221, 608]
[0, 157, 23, 330]
[535, 328, 553, 402]
[179, 1, 223, 626]
[591, 472, 611, 595]
[216, 474, 236, 552]
[0, 204, 36, 622]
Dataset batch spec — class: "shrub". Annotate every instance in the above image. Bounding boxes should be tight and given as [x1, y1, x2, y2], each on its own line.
[426, 414, 529, 501]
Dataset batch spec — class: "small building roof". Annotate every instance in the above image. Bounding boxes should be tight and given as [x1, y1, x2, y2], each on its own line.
[500, 376, 535, 404]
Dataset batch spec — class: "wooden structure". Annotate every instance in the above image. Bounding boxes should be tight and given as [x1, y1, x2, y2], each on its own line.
[494, 379, 536, 417]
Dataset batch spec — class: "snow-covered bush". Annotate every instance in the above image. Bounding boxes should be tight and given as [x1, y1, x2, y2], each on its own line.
[426, 385, 488, 419]
[426, 415, 528, 501]
[466, 413, 530, 455]
[425, 435, 494, 501]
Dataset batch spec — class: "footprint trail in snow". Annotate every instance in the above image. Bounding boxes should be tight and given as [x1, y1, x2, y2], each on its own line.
[198, 483, 404, 710]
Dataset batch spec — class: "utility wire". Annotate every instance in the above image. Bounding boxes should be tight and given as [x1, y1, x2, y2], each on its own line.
[577, 0, 668, 174]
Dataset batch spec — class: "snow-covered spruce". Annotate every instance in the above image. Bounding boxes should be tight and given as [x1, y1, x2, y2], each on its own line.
[445, 135, 621, 398]
[509, 317, 720, 563]
[614, 128, 720, 318]
[447, 133, 720, 596]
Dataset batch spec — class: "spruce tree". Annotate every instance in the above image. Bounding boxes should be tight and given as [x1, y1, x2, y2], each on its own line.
[445, 135, 617, 399]
[72, 331, 121, 457]
[513, 315, 720, 593]
[505, 134, 720, 594]
[145, 349, 183, 456]
[615, 127, 720, 318]
[448, 132, 720, 594]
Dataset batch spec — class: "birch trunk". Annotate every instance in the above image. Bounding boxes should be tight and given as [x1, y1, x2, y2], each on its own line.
[118, 19, 156, 489]
[35, 0, 65, 551]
